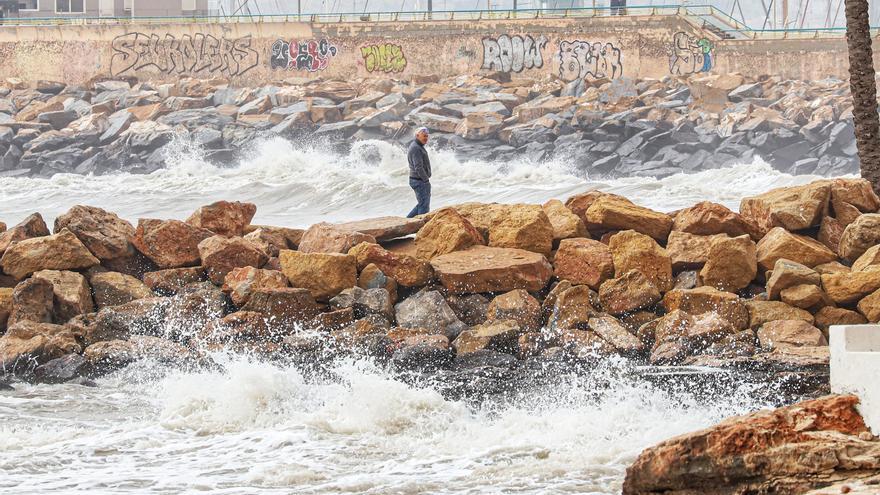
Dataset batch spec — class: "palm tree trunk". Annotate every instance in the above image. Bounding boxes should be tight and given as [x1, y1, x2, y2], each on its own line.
[845, 0, 880, 193]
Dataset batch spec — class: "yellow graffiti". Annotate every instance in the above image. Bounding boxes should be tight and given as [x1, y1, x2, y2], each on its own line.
[361, 43, 407, 73]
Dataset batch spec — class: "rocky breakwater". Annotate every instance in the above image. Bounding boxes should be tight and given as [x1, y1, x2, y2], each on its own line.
[1, 177, 879, 394]
[0, 72, 861, 178]
[623, 394, 880, 494]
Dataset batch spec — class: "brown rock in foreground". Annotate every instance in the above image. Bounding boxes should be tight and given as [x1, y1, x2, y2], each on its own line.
[622, 394, 879, 495]
[279, 250, 357, 301]
[297, 222, 376, 254]
[53, 205, 135, 261]
[585, 195, 673, 241]
[430, 245, 552, 294]
[0, 229, 99, 280]
[415, 208, 485, 260]
[333, 216, 424, 242]
[185, 200, 256, 237]
[348, 242, 433, 287]
[552, 238, 614, 289]
[132, 219, 213, 269]
[0, 213, 50, 254]
[740, 181, 831, 237]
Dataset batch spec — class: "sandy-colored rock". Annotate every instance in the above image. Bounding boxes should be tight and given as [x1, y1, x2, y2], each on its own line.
[298, 222, 377, 254]
[780, 284, 826, 309]
[546, 284, 597, 332]
[243, 228, 290, 257]
[414, 208, 485, 260]
[197, 235, 268, 285]
[0, 321, 79, 374]
[830, 178, 880, 212]
[700, 235, 757, 292]
[279, 250, 357, 301]
[452, 319, 521, 355]
[240, 288, 320, 325]
[598, 270, 661, 315]
[132, 219, 213, 269]
[666, 231, 726, 271]
[564, 191, 629, 222]
[650, 310, 694, 364]
[486, 289, 541, 332]
[609, 230, 673, 292]
[757, 319, 827, 350]
[821, 267, 880, 305]
[358, 263, 398, 303]
[0, 229, 99, 280]
[185, 200, 256, 237]
[222, 266, 288, 307]
[552, 238, 614, 289]
[142, 266, 206, 294]
[348, 242, 433, 287]
[814, 306, 868, 334]
[0, 288, 11, 332]
[747, 300, 814, 328]
[542, 199, 587, 241]
[662, 286, 750, 330]
[89, 271, 154, 308]
[449, 202, 509, 235]
[8, 277, 54, 326]
[31, 270, 94, 322]
[430, 245, 552, 294]
[585, 195, 673, 241]
[756, 227, 837, 271]
[332, 216, 424, 242]
[857, 288, 880, 322]
[740, 181, 831, 237]
[53, 205, 135, 261]
[487, 204, 554, 257]
[560, 328, 617, 357]
[672, 201, 749, 237]
[589, 315, 643, 354]
[839, 213, 880, 261]
[766, 258, 821, 299]
[622, 395, 876, 495]
[244, 225, 304, 249]
[852, 245, 880, 272]
[815, 261, 850, 275]
[0, 213, 49, 254]
[818, 215, 845, 255]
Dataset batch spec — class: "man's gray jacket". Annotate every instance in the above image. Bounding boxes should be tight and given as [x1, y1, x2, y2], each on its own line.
[407, 139, 431, 181]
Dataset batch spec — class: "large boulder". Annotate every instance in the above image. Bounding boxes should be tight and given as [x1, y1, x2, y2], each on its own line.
[672, 201, 749, 237]
[546, 284, 597, 332]
[0, 321, 79, 374]
[766, 259, 821, 300]
[395, 290, 466, 338]
[830, 178, 880, 213]
[348, 242, 433, 287]
[0, 229, 99, 280]
[756, 227, 837, 271]
[132, 219, 213, 269]
[746, 300, 814, 328]
[598, 270, 661, 315]
[197, 235, 268, 285]
[452, 319, 521, 355]
[332, 216, 424, 242]
[53, 205, 135, 261]
[666, 231, 726, 271]
[756, 319, 827, 350]
[589, 316, 643, 354]
[699, 235, 757, 292]
[185, 200, 256, 237]
[821, 266, 880, 305]
[853, 245, 880, 272]
[585, 195, 673, 241]
[243, 228, 290, 257]
[240, 288, 320, 326]
[486, 289, 541, 332]
[8, 277, 54, 326]
[662, 286, 749, 330]
[279, 250, 357, 301]
[297, 222, 376, 254]
[622, 395, 878, 494]
[31, 270, 94, 322]
[857, 288, 880, 322]
[330, 287, 394, 322]
[487, 204, 554, 256]
[0, 213, 49, 254]
[414, 208, 484, 260]
[609, 230, 673, 292]
[430, 246, 552, 294]
[89, 271, 154, 308]
[552, 238, 614, 289]
[222, 266, 288, 306]
[0, 288, 11, 332]
[542, 199, 587, 241]
[839, 213, 880, 261]
[739, 181, 831, 237]
[142, 266, 206, 294]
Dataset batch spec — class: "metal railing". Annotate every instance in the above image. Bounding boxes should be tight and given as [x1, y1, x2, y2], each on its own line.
[0, 3, 866, 39]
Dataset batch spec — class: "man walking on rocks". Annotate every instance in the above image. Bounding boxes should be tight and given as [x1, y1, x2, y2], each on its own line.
[406, 127, 432, 218]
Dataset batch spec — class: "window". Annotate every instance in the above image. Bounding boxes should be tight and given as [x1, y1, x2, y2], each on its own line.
[182, 0, 196, 11]
[18, 0, 38, 10]
[55, 0, 84, 12]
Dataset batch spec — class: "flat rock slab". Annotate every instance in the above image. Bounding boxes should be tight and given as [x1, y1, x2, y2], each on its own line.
[333, 216, 425, 242]
[430, 245, 552, 294]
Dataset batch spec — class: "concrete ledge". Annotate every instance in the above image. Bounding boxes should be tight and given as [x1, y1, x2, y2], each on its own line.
[830, 325, 880, 434]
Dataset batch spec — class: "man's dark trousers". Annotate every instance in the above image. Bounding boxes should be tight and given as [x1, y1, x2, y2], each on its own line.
[407, 178, 431, 218]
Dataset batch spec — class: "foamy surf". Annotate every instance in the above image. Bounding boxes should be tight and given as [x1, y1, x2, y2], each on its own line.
[0, 137, 833, 227]
[0, 355, 771, 494]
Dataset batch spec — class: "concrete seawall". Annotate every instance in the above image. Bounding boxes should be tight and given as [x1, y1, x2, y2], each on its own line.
[0, 14, 858, 86]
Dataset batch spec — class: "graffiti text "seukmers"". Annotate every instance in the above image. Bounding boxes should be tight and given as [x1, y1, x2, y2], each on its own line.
[110, 32, 259, 77]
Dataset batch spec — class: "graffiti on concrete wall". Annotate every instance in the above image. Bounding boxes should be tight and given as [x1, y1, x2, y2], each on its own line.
[110, 33, 259, 77]
[669, 32, 714, 75]
[481, 34, 548, 73]
[270, 38, 338, 72]
[361, 43, 407, 73]
[557, 40, 623, 81]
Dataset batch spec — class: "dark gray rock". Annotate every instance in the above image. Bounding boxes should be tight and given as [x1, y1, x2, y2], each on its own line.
[33, 354, 85, 384]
